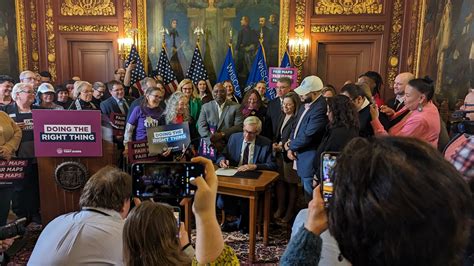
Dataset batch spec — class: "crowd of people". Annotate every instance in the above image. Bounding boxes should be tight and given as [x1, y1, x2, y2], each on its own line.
[0, 65, 472, 265]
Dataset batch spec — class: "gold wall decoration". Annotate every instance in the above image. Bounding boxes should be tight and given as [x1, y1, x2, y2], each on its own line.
[311, 24, 384, 33]
[137, 0, 147, 71]
[386, 0, 403, 85]
[295, 0, 306, 38]
[315, 0, 383, 15]
[279, 0, 290, 62]
[413, 0, 426, 76]
[60, 0, 115, 16]
[30, 0, 39, 71]
[15, 0, 27, 71]
[58, 25, 119, 32]
[123, 0, 132, 36]
[46, 0, 57, 81]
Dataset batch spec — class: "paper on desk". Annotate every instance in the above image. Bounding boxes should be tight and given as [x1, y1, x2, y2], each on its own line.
[215, 168, 238, 176]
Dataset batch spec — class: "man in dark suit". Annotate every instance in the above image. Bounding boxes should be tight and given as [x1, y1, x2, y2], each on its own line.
[264, 77, 292, 138]
[217, 116, 276, 232]
[286, 76, 328, 202]
[380, 72, 414, 128]
[197, 83, 243, 153]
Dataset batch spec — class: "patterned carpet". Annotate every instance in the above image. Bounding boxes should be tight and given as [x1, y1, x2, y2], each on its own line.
[6, 220, 291, 265]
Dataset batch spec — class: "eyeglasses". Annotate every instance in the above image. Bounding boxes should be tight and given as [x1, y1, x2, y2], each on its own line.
[244, 129, 258, 135]
[18, 90, 35, 94]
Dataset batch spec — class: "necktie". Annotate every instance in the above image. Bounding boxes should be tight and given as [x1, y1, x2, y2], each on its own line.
[242, 142, 250, 165]
[118, 100, 125, 114]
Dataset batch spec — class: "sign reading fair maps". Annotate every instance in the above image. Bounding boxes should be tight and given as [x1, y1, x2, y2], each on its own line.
[32, 110, 102, 157]
[268, 67, 298, 89]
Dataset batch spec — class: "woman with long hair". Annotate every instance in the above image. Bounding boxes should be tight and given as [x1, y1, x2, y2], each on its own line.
[197, 79, 212, 104]
[313, 95, 359, 179]
[340, 83, 374, 138]
[177, 79, 201, 122]
[123, 157, 238, 265]
[273, 92, 300, 223]
[240, 89, 266, 121]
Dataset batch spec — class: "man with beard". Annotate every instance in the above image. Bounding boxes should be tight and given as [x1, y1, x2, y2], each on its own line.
[285, 76, 328, 202]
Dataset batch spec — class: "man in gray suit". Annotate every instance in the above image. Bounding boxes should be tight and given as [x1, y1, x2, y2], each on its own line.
[198, 83, 243, 152]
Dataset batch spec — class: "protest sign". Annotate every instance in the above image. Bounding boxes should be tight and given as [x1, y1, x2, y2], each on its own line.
[0, 159, 28, 185]
[127, 141, 160, 163]
[110, 112, 126, 137]
[33, 110, 103, 157]
[146, 122, 191, 156]
[268, 67, 298, 89]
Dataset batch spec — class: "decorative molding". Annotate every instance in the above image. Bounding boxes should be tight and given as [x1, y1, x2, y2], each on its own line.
[137, 0, 147, 71]
[29, 0, 39, 71]
[58, 24, 119, 32]
[60, 0, 115, 16]
[123, 0, 132, 36]
[295, 0, 306, 38]
[15, 0, 27, 71]
[311, 24, 384, 33]
[278, 0, 290, 63]
[386, 0, 403, 85]
[314, 0, 383, 15]
[46, 0, 57, 81]
[414, 0, 426, 76]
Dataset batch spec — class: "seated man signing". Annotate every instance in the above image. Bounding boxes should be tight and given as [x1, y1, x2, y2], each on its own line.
[216, 116, 276, 232]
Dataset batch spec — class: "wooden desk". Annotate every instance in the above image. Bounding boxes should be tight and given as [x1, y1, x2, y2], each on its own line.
[217, 170, 278, 263]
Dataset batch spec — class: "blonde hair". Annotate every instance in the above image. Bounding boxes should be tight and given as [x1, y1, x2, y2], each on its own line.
[73, 81, 92, 99]
[164, 91, 190, 124]
[177, 78, 199, 99]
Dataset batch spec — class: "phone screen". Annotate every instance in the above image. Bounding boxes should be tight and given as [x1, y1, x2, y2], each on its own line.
[173, 207, 181, 229]
[320, 152, 339, 207]
[132, 163, 204, 198]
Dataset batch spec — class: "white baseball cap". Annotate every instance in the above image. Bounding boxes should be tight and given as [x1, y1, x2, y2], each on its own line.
[37, 83, 55, 94]
[294, 76, 324, 95]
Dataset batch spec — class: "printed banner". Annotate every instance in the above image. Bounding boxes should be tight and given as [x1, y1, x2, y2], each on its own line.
[127, 141, 160, 163]
[268, 67, 298, 89]
[110, 112, 126, 137]
[0, 159, 28, 185]
[146, 122, 191, 156]
[32, 110, 103, 157]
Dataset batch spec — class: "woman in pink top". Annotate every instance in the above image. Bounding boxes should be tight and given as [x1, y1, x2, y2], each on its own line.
[370, 77, 440, 146]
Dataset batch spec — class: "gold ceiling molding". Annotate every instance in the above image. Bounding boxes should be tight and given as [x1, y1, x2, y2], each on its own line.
[59, 24, 119, 32]
[60, 0, 116, 16]
[315, 0, 383, 15]
[279, 0, 290, 61]
[30, 0, 39, 71]
[15, 0, 27, 71]
[386, 0, 403, 85]
[295, 0, 306, 38]
[311, 24, 384, 33]
[46, 0, 57, 81]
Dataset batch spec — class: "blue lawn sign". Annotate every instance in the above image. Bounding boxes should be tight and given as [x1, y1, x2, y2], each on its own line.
[246, 44, 275, 100]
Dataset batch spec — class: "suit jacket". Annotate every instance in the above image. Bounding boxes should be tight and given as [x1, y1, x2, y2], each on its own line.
[264, 97, 283, 138]
[100, 96, 132, 116]
[216, 133, 276, 171]
[289, 96, 328, 177]
[359, 104, 374, 138]
[197, 100, 243, 141]
[274, 114, 297, 162]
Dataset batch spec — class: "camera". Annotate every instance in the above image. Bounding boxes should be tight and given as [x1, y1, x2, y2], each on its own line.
[320, 152, 339, 208]
[0, 218, 26, 240]
[132, 162, 205, 198]
[450, 110, 474, 135]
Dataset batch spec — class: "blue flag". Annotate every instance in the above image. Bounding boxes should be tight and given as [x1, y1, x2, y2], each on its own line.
[217, 46, 241, 98]
[280, 51, 291, 68]
[246, 44, 275, 100]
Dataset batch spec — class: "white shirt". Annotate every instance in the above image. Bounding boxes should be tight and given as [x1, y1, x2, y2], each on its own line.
[28, 207, 125, 266]
[215, 101, 226, 120]
[239, 139, 256, 166]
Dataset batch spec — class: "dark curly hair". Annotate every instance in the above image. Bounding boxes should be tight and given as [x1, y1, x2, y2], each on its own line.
[329, 137, 471, 266]
[326, 95, 359, 130]
[359, 71, 383, 96]
[408, 76, 435, 101]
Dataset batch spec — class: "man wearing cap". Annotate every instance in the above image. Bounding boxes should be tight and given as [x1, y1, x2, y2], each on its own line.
[285, 76, 328, 202]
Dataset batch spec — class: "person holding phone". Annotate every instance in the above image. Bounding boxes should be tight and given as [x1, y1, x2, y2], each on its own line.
[123, 157, 238, 265]
[281, 137, 471, 265]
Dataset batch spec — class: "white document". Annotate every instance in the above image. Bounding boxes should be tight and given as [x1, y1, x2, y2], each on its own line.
[215, 168, 238, 176]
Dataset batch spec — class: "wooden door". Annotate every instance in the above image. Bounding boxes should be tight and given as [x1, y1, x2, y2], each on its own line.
[69, 41, 115, 83]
